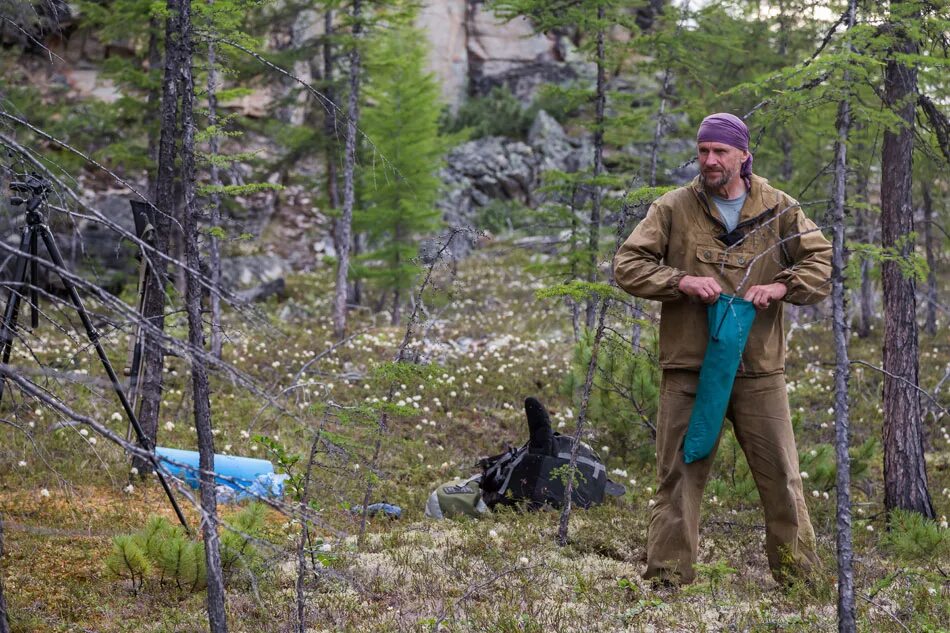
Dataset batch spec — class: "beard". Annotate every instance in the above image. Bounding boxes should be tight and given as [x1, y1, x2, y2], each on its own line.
[700, 166, 735, 190]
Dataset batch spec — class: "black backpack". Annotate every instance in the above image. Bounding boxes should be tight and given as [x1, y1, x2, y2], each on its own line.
[479, 397, 610, 510]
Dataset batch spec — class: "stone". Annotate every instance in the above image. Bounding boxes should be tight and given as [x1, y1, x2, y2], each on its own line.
[417, 0, 468, 112]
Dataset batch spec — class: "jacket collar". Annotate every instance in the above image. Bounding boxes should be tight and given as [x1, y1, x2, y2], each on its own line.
[689, 173, 782, 224]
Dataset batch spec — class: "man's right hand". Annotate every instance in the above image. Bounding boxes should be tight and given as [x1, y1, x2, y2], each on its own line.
[678, 275, 722, 304]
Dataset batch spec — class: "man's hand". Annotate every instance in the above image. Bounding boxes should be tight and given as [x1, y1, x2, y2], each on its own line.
[744, 283, 787, 309]
[678, 275, 722, 304]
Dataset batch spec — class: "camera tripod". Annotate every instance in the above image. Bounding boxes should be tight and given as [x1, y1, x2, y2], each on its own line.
[0, 173, 189, 531]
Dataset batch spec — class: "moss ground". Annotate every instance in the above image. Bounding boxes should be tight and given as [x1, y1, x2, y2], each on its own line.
[0, 243, 948, 632]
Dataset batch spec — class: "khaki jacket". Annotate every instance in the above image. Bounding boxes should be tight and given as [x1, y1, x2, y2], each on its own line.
[614, 174, 831, 376]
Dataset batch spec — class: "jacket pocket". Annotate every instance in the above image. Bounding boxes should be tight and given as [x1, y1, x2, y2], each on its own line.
[695, 245, 754, 269]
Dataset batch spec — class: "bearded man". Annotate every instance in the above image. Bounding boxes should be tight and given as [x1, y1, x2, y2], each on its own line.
[613, 113, 832, 585]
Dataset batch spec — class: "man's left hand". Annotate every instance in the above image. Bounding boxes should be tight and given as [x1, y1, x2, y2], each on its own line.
[744, 283, 787, 309]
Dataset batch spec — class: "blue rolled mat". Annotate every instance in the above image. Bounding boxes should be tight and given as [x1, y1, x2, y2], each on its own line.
[682, 294, 757, 464]
[155, 446, 275, 491]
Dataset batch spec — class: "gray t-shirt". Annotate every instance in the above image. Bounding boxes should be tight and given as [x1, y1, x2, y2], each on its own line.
[711, 191, 747, 232]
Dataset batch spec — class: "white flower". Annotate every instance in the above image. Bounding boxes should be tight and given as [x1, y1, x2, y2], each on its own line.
[240, 430, 250, 439]
[497, 385, 504, 391]
[647, 499, 656, 507]
[111, 412, 123, 421]
[601, 446, 610, 453]
[89, 437, 97, 445]
[17, 460, 27, 467]
[39, 488, 50, 498]
[129, 467, 139, 476]
[489, 529, 499, 538]
[164, 421, 175, 432]
[800, 471, 809, 479]
[611, 468, 628, 478]
[123, 484, 135, 494]
[518, 557, 529, 565]
[866, 524, 874, 532]
[320, 542, 332, 552]
[79, 428, 89, 437]
[812, 490, 820, 498]
[927, 587, 937, 596]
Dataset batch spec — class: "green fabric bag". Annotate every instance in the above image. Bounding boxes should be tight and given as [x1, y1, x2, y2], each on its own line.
[425, 475, 489, 519]
[683, 294, 757, 464]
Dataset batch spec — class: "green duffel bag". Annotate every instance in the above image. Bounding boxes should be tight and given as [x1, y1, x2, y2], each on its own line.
[425, 475, 489, 519]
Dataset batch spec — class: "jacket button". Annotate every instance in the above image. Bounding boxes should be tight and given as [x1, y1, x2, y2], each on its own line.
[704, 250, 711, 258]
[738, 256, 745, 264]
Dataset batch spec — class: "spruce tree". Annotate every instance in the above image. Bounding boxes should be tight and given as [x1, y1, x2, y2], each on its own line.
[352, 21, 446, 325]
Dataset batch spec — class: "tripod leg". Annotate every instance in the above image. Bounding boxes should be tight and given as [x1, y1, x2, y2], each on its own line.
[0, 228, 33, 405]
[38, 226, 190, 533]
[125, 254, 151, 441]
[29, 230, 39, 330]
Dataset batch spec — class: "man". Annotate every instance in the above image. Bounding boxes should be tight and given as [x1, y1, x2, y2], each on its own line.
[613, 113, 831, 585]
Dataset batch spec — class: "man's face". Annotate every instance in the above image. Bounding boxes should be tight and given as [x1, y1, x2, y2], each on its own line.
[697, 141, 748, 190]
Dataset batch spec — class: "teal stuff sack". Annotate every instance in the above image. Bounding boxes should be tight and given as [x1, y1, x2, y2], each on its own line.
[683, 294, 757, 464]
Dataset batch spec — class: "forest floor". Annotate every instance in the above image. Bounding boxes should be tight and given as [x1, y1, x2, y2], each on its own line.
[0, 242, 948, 632]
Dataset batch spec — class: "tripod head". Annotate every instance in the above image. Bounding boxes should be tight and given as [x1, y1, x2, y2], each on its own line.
[9, 172, 51, 223]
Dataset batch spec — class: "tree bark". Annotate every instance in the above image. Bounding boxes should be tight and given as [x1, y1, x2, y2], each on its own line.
[332, 0, 361, 340]
[146, 15, 162, 203]
[922, 183, 937, 336]
[133, 0, 179, 473]
[569, 184, 579, 342]
[558, 297, 609, 546]
[854, 204, 873, 338]
[880, 3, 935, 519]
[323, 9, 339, 211]
[585, 11, 605, 329]
[178, 2, 228, 629]
[831, 3, 856, 628]
[206, 1, 224, 360]
[0, 513, 9, 633]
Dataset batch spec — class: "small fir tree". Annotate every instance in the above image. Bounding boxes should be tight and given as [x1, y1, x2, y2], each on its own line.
[352, 22, 447, 325]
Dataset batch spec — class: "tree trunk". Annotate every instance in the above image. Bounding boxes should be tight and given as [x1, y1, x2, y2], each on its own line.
[830, 4, 856, 627]
[585, 12, 605, 329]
[0, 513, 9, 633]
[854, 205, 873, 339]
[206, 2, 224, 360]
[880, 3, 935, 519]
[323, 8, 339, 211]
[133, 0, 179, 473]
[922, 183, 937, 336]
[332, 0, 361, 340]
[178, 2, 228, 629]
[558, 297, 610, 546]
[569, 184, 579, 342]
[146, 15, 162, 203]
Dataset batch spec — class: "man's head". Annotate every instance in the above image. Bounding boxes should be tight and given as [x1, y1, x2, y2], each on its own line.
[696, 113, 753, 192]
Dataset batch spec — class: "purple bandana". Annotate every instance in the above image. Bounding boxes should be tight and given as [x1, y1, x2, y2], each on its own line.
[697, 112, 753, 190]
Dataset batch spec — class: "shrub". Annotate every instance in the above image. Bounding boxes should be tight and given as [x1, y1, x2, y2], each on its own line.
[884, 509, 950, 568]
[104, 504, 267, 594]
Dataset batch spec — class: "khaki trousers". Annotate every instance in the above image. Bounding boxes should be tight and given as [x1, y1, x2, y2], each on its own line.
[643, 369, 819, 584]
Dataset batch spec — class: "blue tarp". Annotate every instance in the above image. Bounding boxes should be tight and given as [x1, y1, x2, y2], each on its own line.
[683, 294, 757, 464]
